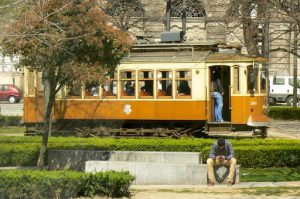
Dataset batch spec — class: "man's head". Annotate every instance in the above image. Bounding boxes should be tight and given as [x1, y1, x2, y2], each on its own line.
[217, 138, 225, 149]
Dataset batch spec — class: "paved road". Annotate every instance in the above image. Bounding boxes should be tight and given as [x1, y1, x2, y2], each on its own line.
[268, 119, 300, 139]
[0, 102, 23, 116]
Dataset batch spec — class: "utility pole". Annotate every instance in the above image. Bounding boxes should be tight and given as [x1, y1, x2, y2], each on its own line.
[291, 1, 299, 107]
[166, 0, 171, 31]
[263, 0, 270, 99]
[292, 23, 298, 107]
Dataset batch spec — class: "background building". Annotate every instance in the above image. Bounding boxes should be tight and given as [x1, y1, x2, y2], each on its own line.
[0, 55, 23, 89]
[102, 0, 299, 76]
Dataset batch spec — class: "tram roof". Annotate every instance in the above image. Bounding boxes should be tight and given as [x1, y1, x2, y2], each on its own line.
[121, 42, 266, 63]
[206, 53, 265, 63]
[122, 51, 211, 62]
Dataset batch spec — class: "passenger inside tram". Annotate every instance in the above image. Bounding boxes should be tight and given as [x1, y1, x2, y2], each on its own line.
[178, 80, 191, 95]
[125, 81, 135, 96]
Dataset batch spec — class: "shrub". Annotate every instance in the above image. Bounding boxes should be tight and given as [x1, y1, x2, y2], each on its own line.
[0, 143, 40, 166]
[82, 171, 135, 198]
[0, 170, 85, 199]
[1, 137, 300, 168]
[0, 170, 134, 199]
[0, 115, 22, 126]
[268, 107, 300, 120]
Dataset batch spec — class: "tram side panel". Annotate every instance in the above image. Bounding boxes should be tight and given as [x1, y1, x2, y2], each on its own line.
[231, 95, 268, 126]
[23, 96, 45, 124]
[53, 100, 206, 121]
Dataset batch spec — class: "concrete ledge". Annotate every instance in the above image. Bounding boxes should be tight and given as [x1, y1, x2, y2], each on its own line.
[48, 150, 201, 171]
[85, 161, 239, 185]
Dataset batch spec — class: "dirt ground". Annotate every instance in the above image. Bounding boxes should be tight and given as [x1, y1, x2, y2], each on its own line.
[77, 182, 300, 199]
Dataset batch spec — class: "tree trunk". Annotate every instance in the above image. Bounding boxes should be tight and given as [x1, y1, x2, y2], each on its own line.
[37, 78, 56, 168]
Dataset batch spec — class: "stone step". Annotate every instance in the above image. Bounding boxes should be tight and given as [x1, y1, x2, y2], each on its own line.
[47, 150, 202, 171]
[85, 161, 240, 185]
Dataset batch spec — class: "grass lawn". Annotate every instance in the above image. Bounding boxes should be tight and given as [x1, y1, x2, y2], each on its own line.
[0, 126, 25, 135]
[241, 167, 300, 182]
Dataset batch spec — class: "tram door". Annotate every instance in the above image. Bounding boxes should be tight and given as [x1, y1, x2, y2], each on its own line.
[209, 66, 231, 122]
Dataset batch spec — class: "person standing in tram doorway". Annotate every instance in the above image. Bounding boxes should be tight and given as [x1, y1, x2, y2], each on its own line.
[211, 69, 224, 122]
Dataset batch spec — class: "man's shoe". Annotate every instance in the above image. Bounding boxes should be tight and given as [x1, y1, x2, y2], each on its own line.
[208, 180, 215, 186]
[227, 181, 233, 186]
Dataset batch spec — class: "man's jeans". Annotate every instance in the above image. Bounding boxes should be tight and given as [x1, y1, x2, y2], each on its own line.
[212, 92, 223, 122]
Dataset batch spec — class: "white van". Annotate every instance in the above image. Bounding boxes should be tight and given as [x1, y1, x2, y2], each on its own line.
[269, 75, 300, 105]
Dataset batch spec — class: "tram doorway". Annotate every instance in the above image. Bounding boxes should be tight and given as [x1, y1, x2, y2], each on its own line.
[209, 66, 231, 122]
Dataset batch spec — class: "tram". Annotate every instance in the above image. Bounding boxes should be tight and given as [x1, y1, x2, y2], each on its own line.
[23, 42, 269, 137]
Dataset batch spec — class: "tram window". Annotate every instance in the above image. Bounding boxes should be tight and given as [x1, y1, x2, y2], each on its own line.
[233, 66, 240, 94]
[247, 66, 258, 93]
[176, 70, 191, 97]
[37, 72, 44, 92]
[157, 70, 172, 97]
[85, 81, 99, 98]
[260, 70, 266, 93]
[102, 72, 117, 97]
[102, 80, 117, 97]
[139, 71, 153, 97]
[28, 70, 35, 95]
[67, 82, 82, 97]
[120, 71, 135, 97]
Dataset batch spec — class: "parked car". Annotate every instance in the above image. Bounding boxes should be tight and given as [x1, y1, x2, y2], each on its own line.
[269, 75, 300, 106]
[0, 84, 23, 103]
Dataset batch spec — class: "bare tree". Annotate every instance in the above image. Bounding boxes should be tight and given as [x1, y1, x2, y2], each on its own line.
[270, 0, 300, 106]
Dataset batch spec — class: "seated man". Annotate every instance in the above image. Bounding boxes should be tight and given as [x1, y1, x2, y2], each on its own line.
[207, 138, 237, 186]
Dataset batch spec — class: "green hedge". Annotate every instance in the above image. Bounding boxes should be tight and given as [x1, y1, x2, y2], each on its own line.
[82, 171, 134, 198]
[202, 145, 300, 168]
[268, 106, 300, 120]
[0, 170, 134, 199]
[0, 115, 22, 126]
[1, 137, 300, 168]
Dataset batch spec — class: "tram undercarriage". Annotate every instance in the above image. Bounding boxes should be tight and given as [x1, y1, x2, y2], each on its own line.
[24, 119, 268, 138]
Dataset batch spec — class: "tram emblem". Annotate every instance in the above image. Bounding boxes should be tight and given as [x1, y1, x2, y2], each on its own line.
[124, 104, 132, 115]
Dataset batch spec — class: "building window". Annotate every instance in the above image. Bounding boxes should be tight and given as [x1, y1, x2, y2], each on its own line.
[157, 70, 173, 98]
[171, 0, 206, 17]
[233, 66, 240, 94]
[105, 0, 145, 30]
[176, 70, 191, 97]
[120, 70, 136, 97]
[138, 70, 154, 98]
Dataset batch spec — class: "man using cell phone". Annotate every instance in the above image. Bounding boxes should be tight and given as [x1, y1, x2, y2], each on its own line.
[207, 138, 237, 186]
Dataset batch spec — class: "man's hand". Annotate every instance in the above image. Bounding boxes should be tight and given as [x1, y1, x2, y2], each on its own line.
[217, 156, 225, 161]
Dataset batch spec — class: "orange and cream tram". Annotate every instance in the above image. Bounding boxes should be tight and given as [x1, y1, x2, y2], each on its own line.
[23, 43, 269, 137]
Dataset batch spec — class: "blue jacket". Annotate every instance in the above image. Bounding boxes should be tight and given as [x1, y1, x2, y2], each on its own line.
[209, 140, 234, 160]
